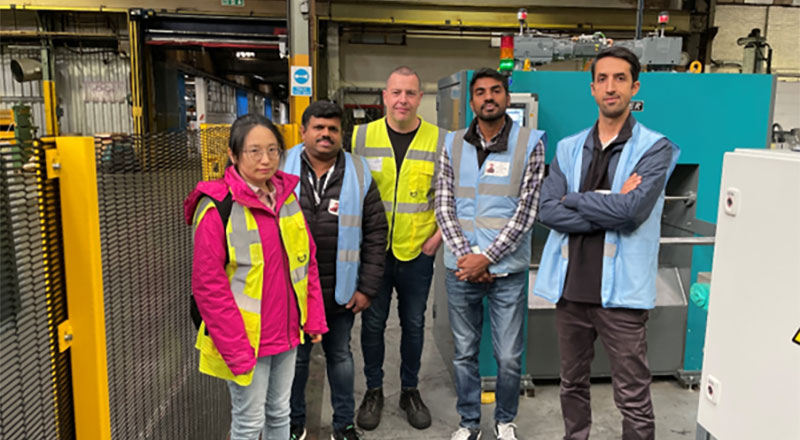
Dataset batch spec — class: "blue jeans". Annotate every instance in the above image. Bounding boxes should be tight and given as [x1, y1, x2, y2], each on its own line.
[290, 311, 355, 431]
[446, 270, 527, 428]
[361, 252, 435, 389]
[227, 347, 297, 440]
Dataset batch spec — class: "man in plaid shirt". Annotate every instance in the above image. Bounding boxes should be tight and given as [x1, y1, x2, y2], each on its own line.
[434, 68, 546, 440]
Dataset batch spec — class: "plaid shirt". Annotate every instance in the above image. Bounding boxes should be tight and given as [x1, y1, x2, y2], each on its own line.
[435, 133, 545, 264]
[246, 181, 277, 211]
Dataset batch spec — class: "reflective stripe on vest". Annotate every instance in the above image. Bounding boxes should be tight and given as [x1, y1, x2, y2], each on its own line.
[352, 117, 447, 261]
[192, 191, 310, 386]
[533, 122, 680, 309]
[282, 146, 371, 304]
[443, 123, 544, 275]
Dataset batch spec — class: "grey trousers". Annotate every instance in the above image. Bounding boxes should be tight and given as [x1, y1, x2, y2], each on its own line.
[556, 299, 655, 440]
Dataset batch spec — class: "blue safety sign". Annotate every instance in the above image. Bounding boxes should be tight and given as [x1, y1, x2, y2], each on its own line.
[291, 66, 312, 97]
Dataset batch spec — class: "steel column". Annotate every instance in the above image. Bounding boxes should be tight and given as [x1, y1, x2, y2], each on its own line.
[128, 10, 145, 136]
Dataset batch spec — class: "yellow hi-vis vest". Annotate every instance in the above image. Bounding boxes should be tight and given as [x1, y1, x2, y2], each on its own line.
[352, 117, 447, 261]
[192, 192, 310, 386]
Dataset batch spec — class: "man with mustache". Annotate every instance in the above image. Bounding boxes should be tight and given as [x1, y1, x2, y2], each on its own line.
[352, 66, 447, 431]
[282, 101, 387, 440]
[435, 68, 546, 440]
[534, 47, 679, 440]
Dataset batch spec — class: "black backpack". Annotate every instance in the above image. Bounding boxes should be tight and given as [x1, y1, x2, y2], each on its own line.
[190, 192, 234, 331]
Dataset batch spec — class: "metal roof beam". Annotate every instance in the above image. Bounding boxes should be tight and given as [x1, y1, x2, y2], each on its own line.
[320, 3, 692, 33]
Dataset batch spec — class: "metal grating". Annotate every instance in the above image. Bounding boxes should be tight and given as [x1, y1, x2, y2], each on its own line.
[95, 130, 230, 439]
[0, 139, 74, 440]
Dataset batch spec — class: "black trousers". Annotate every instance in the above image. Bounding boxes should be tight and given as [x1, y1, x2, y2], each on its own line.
[556, 299, 655, 440]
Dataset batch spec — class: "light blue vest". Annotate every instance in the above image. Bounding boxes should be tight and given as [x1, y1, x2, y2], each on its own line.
[443, 123, 546, 274]
[533, 122, 680, 309]
[282, 145, 372, 305]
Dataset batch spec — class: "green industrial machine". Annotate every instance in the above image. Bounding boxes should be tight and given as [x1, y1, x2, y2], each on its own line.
[433, 70, 775, 393]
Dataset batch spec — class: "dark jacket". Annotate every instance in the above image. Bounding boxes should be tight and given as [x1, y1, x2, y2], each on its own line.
[538, 117, 674, 235]
[297, 149, 388, 314]
[537, 118, 673, 303]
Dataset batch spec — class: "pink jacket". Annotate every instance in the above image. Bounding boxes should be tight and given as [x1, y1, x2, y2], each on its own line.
[184, 167, 328, 376]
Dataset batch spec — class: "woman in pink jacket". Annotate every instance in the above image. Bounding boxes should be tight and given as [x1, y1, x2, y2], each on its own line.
[185, 113, 328, 440]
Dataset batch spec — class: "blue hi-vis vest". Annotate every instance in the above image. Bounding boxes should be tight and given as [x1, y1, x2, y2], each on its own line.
[443, 122, 546, 275]
[533, 122, 680, 309]
[282, 145, 372, 305]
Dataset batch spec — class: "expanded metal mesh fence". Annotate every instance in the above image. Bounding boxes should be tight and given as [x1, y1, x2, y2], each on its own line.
[0, 139, 74, 440]
[1, 126, 234, 440]
[95, 129, 231, 439]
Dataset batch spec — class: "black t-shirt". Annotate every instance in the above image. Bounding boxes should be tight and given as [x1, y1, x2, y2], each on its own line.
[386, 119, 419, 171]
[562, 116, 634, 304]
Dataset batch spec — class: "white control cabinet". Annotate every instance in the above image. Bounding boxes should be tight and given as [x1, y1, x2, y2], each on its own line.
[697, 149, 800, 439]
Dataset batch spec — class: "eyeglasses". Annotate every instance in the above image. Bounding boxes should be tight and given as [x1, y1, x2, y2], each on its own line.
[244, 146, 282, 161]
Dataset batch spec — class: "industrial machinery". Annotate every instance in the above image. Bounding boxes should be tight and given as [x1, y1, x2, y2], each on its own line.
[695, 149, 800, 440]
[737, 28, 772, 74]
[771, 123, 800, 151]
[506, 8, 683, 71]
[506, 93, 538, 129]
[0, 106, 37, 161]
[434, 69, 775, 393]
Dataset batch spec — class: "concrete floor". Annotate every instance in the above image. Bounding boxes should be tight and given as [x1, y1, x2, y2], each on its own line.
[302, 293, 701, 440]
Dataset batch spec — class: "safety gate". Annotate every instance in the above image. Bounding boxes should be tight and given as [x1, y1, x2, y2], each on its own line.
[1, 128, 234, 439]
[0, 138, 74, 440]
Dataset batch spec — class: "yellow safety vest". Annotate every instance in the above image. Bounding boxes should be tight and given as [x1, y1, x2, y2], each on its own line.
[352, 117, 446, 261]
[192, 192, 310, 386]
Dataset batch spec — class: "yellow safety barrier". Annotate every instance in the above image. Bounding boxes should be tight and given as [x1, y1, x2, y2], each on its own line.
[279, 123, 302, 150]
[199, 124, 230, 181]
[43, 80, 59, 136]
[200, 123, 303, 182]
[55, 136, 112, 440]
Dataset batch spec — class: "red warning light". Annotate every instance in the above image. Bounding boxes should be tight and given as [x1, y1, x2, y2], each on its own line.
[499, 34, 514, 72]
[500, 35, 514, 60]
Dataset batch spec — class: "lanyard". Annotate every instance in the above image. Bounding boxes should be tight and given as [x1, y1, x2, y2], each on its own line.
[308, 167, 333, 206]
[301, 147, 336, 206]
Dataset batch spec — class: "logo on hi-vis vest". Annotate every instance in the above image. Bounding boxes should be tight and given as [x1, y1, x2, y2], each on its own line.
[484, 161, 510, 177]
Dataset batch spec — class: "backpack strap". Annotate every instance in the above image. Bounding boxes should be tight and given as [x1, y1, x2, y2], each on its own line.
[210, 192, 234, 265]
[191, 191, 234, 332]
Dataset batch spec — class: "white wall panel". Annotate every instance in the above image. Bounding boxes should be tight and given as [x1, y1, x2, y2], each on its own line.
[712, 5, 800, 74]
[767, 7, 800, 73]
